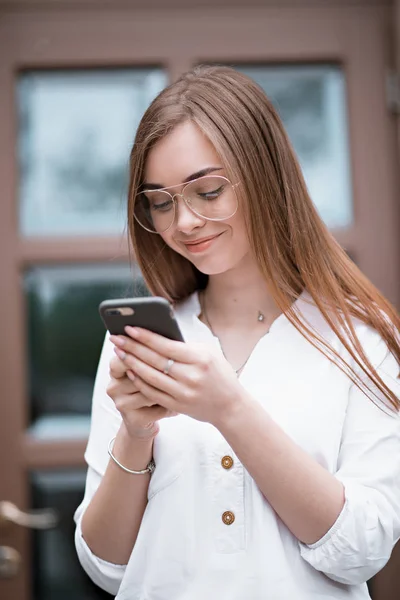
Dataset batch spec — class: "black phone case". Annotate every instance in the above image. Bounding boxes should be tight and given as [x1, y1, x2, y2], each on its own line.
[99, 297, 184, 342]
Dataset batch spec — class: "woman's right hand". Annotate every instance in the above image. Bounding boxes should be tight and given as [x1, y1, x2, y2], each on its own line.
[107, 353, 178, 441]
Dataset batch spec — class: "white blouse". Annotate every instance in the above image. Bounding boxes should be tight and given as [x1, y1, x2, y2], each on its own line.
[74, 290, 400, 599]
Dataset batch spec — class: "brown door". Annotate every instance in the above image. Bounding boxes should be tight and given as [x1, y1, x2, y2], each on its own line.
[0, 2, 399, 599]
[368, 0, 400, 598]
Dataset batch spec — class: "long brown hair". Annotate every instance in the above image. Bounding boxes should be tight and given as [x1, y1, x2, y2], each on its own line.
[127, 65, 400, 411]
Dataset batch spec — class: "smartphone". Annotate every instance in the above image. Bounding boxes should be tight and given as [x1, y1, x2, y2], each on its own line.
[99, 296, 184, 342]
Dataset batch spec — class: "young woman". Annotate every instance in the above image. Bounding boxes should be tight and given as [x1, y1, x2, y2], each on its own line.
[74, 65, 400, 599]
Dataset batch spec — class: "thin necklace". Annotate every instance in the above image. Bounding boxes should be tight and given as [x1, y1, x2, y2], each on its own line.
[201, 292, 268, 376]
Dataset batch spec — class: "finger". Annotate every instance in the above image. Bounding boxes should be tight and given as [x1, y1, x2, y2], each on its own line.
[109, 355, 128, 379]
[110, 336, 182, 379]
[111, 391, 156, 413]
[114, 349, 181, 399]
[122, 326, 198, 364]
[107, 375, 140, 397]
[133, 376, 179, 413]
[138, 404, 179, 421]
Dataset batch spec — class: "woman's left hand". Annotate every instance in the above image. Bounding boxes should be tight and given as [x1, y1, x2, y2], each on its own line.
[109, 326, 245, 427]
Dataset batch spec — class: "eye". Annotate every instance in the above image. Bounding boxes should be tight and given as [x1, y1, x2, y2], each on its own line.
[198, 185, 225, 200]
[151, 199, 174, 212]
[142, 191, 174, 212]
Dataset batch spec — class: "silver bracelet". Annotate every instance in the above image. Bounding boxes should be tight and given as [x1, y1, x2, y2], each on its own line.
[108, 436, 156, 475]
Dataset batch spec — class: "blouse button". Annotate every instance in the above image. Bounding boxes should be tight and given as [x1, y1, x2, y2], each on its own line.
[222, 511, 235, 525]
[221, 455, 234, 470]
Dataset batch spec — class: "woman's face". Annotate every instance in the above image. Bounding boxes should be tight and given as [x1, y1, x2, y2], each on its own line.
[143, 120, 251, 276]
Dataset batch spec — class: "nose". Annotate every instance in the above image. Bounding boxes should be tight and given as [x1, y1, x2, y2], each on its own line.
[173, 194, 205, 233]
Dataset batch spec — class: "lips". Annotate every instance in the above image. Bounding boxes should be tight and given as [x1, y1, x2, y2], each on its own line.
[181, 232, 223, 253]
[183, 234, 221, 247]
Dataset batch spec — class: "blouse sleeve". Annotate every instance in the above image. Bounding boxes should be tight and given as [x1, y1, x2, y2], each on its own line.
[299, 329, 400, 585]
[73, 333, 126, 595]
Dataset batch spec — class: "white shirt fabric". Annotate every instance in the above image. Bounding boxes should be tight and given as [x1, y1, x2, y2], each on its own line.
[74, 290, 400, 599]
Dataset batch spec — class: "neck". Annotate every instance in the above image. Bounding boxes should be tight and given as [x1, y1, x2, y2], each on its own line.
[202, 261, 281, 329]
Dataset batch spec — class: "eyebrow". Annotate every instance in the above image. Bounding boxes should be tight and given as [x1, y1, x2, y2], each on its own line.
[142, 166, 223, 190]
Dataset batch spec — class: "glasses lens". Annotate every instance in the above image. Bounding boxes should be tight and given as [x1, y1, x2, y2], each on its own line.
[134, 190, 175, 233]
[183, 176, 237, 221]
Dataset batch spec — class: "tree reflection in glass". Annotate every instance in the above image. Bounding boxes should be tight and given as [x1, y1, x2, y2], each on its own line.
[18, 69, 167, 236]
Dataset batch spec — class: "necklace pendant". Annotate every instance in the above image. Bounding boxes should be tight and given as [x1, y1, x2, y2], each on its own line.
[258, 311, 265, 322]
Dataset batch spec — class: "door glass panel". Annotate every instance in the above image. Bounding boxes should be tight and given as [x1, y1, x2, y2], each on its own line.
[237, 65, 352, 229]
[18, 68, 166, 237]
[24, 263, 149, 440]
[31, 469, 111, 599]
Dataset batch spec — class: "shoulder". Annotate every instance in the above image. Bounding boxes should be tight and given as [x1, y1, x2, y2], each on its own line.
[300, 293, 399, 385]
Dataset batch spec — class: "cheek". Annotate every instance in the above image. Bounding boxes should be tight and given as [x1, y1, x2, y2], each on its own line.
[228, 212, 251, 251]
[230, 229, 251, 259]
[160, 231, 179, 253]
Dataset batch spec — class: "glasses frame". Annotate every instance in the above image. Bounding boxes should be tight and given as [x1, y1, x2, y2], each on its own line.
[134, 175, 240, 234]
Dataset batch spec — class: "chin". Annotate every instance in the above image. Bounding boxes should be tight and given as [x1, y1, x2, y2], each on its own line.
[190, 256, 237, 276]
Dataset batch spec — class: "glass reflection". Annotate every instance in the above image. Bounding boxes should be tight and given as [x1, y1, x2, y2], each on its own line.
[18, 69, 166, 237]
[31, 469, 112, 599]
[238, 65, 352, 229]
[25, 263, 149, 439]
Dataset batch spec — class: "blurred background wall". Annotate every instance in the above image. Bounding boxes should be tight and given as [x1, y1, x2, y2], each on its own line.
[0, 1, 399, 599]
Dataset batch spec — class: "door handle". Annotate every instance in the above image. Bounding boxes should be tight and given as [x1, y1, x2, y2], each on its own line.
[0, 546, 21, 578]
[0, 501, 58, 529]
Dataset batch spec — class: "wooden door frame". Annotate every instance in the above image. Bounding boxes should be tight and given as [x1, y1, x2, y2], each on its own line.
[369, 1, 400, 599]
[0, 2, 399, 599]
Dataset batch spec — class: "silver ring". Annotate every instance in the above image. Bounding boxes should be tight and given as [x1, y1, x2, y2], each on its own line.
[163, 358, 175, 375]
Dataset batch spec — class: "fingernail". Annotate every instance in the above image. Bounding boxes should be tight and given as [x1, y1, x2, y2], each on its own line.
[110, 335, 125, 347]
[125, 326, 139, 338]
[114, 347, 126, 360]
[127, 370, 135, 381]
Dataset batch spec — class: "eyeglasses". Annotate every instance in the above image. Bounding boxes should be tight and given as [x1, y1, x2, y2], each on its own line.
[134, 175, 239, 234]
